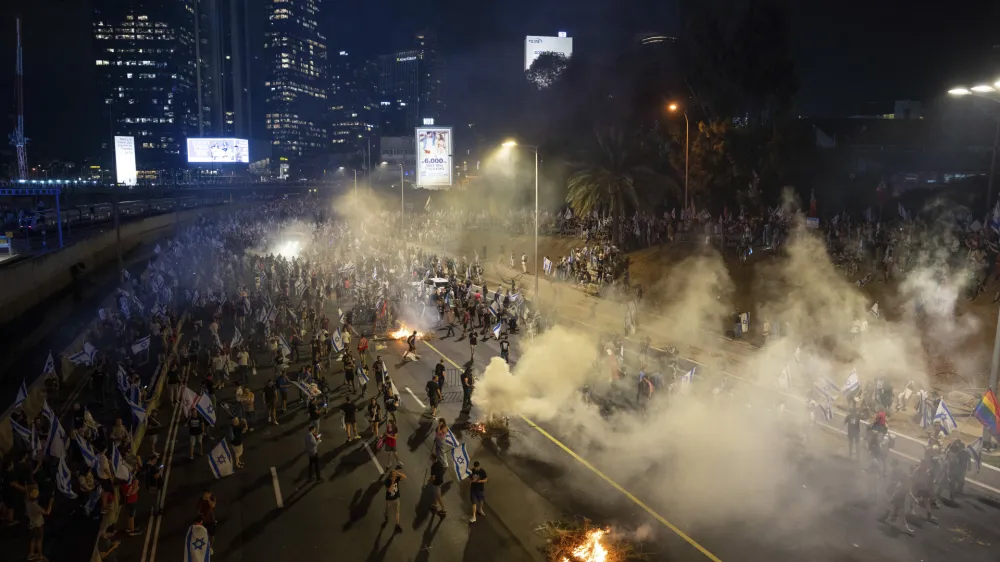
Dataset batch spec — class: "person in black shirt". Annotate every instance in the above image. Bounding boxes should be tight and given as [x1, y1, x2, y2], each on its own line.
[434, 361, 446, 389]
[308, 397, 323, 433]
[263, 380, 278, 425]
[469, 332, 478, 362]
[844, 409, 862, 459]
[404, 331, 418, 361]
[383, 466, 406, 533]
[499, 336, 510, 364]
[167, 363, 181, 405]
[428, 453, 446, 516]
[372, 356, 386, 391]
[425, 377, 441, 418]
[469, 461, 487, 523]
[460, 369, 474, 411]
[188, 413, 204, 460]
[342, 397, 358, 441]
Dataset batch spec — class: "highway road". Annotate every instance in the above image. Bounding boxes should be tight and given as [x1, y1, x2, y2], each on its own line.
[116, 292, 1000, 562]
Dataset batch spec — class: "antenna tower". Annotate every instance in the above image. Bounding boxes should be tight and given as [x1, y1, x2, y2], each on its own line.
[9, 17, 28, 180]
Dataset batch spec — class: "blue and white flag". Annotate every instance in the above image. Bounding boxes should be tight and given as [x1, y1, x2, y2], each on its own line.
[841, 369, 860, 395]
[56, 456, 77, 499]
[41, 400, 56, 424]
[330, 328, 344, 354]
[450, 442, 472, 481]
[813, 375, 840, 402]
[46, 418, 68, 459]
[42, 352, 56, 376]
[83, 489, 102, 517]
[443, 426, 461, 449]
[356, 364, 369, 385]
[111, 445, 132, 483]
[278, 334, 292, 358]
[184, 523, 212, 562]
[933, 400, 958, 435]
[14, 379, 28, 409]
[488, 301, 501, 318]
[117, 364, 130, 394]
[131, 335, 151, 355]
[338, 308, 346, 325]
[68, 350, 90, 365]
[10, 418, 31, 446]
[679, 368, 695, 392]
[151, 302, 164, 318]
[968, 437, 984, 472]
[126, 396, 147, 425]
[85, 342, 98, 364]
[492, 321, 502, 340]
[196, 392, 217, 426]
[543, 258, 553, 275]
[76, 434, 98, 468]
[208, 439, 234, 479]
[120, 297, 131, 319]
[231, 327, 243, 348]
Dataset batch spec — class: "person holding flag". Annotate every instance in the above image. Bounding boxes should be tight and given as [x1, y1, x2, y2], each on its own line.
[185, 514, 213, 560]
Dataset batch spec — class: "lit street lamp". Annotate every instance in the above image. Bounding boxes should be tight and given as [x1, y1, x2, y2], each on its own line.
[339, 166, 358, 201]
[500, 140, 540, 303]
[668, 103, 690, 210]
[949, 82, 1000, 446]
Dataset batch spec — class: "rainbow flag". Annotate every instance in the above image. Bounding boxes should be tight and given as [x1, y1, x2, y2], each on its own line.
[973, 389, 1000, 436]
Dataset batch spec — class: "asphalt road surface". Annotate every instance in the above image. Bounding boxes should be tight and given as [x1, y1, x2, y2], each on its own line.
[116, 297, 1000, 562]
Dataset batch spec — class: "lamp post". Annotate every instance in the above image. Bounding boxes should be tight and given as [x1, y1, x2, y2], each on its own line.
[668, 103, 690, 210]
[501, 140, 540, 302]
[950, 83, 1000, 447]
[383, 161, 405, 233]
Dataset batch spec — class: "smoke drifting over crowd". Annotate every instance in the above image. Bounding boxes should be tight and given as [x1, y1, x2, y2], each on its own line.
[458, 200, 983, 535]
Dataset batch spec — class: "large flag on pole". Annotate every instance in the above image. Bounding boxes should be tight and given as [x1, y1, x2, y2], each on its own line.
[208, 439, 234, 479]
[196, 392, 217, 426]
[973, 389, 1000, 436]
[184, 523, 212, 562]
[13, 379, 28, 409]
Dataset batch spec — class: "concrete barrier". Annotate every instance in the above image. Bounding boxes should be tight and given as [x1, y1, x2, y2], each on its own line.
[0, 204, 233, 326]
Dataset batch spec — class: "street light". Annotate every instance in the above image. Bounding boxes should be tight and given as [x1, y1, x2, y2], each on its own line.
[668, 102, 690, 210]
[949, 82, 1000, 446]
[500, 139, 540, 303]
[339, 166, 358, 200]
[382, 161, 405, 232]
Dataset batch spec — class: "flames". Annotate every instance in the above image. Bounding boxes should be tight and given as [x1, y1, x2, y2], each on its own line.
[562, 528, 609, 562]
[390, 323, 421, 340]
[468, 422, 486, 435]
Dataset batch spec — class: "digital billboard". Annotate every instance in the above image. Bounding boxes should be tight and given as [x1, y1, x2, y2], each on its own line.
[114, 136, 137, 186]
[415, 127, 452, 187]
[186, 138, 249, 163]
[524, 35, 573, 71]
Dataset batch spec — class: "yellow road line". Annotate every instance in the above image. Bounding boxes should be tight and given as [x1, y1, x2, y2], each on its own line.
[422, 340, 723, 562]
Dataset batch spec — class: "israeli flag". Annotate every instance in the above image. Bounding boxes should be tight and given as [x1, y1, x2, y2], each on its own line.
[813, 375, 840, 402]
[968, 437, 984, 472]
[841, 369, 860, 395]
[450, 442, 472, 481]
[117, 364, 130, 394]
[543, 257, 553, 275]
[184, 523, 212, 562]
[126, 396, 147, 425]
[83, 489, 102, 517]
[288, 308, 299, 324]
[934, 400, 958, 435]
[278, 335, 292, 358]
[356, 364, 369, 385]
[56, 456, 77, 499]
[330, 328, 344, 354]
[42, 352, 56, 375]
[41, 399, 56, 423]
[151, 303, 164, 318]
[680, 368, 695, 391]
[85, 342, 99, 364]
[338, 308, 346, 325]
[492, 321, 502, 340]
[111, 445, 133, 483]
[488, 301, 501, 318]
[46, 418, 68, 459]
[231, 327, 243, 348]
[196, 392, 217, 426]
[76, 435, 98, 468]
[68, 350, 90, 365]
[443, 426, 461, 449]
[208, 439, 234, 479]
[10, 418, 31, 446]
[869, 302, 880, 319]
[131, 335, 151, 355]
[14, 379, 28, 409]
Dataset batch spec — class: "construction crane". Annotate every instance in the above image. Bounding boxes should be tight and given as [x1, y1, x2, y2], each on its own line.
[9, 16, 28, 180]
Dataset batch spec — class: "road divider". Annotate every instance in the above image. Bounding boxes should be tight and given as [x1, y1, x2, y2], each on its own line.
[271, 467, 285, 508]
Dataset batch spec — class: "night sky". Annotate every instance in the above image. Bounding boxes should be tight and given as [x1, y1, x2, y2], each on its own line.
[1, 0, 999, 162]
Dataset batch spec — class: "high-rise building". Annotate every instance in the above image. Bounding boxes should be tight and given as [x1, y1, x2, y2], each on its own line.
[93, 0, 200, 177]
[328, 50, 376, 156]
[264, 0, 328, 174]
[204, 0, 259, 139]
[376, 31, 444, 138]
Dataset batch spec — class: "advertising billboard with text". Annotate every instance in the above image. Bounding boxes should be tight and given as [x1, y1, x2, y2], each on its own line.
[186, 138, 249, 163]
[114, 136, 137, 186]
[415, 127, 452, 187]
[524, 35, 573, 71]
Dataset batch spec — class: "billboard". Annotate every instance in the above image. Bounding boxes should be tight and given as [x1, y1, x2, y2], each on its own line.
[415, 127, 452, 187]
[114, 136, 137, 186]
[186, 138, 249, 163]
[524, 35, 573, 71]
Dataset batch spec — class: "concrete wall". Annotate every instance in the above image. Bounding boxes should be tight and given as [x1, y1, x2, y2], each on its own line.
[0, 204, 232, 325]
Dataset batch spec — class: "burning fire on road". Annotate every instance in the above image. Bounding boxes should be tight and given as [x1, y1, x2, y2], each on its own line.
[390, 322, 422, 340]
[542, 520, 639, 562]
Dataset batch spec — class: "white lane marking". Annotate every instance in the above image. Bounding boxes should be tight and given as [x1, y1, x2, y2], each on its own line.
[141, 377, 183, 562]
[818, 423, 1000, 495]
[270, 466, 285, 508]
[363, 441, 385, 475]
[568, 316, 1000, 474]
[404, 386, 426, 408]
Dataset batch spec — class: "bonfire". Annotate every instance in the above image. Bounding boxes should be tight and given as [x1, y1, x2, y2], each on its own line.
[540, 520, 645, 562]
[390, 322, 422, 340]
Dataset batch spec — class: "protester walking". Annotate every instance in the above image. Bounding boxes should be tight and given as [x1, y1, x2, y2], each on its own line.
[383, 465, 406, 533]
[469, 461, 487, 523]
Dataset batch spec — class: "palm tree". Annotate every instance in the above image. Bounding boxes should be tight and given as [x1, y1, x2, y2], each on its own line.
[565, 129, 675, 243]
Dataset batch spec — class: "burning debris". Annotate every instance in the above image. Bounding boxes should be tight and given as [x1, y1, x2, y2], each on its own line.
[467, 415, 517, 454]
[540, 520, 645, 562]
[389, 322, 422, 340]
